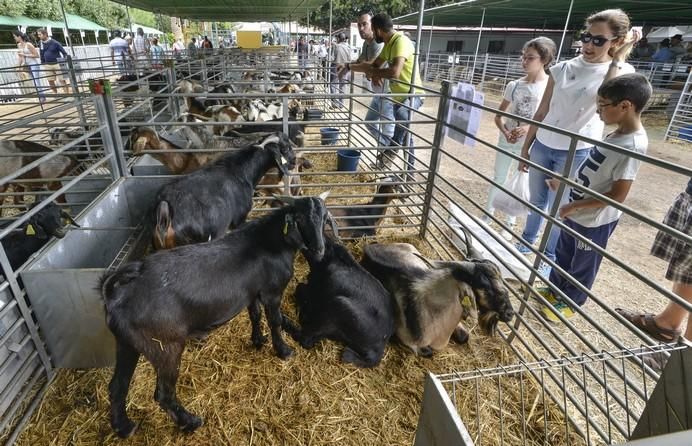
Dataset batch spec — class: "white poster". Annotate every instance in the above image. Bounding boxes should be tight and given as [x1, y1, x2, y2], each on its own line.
[445, 82, 484, 148]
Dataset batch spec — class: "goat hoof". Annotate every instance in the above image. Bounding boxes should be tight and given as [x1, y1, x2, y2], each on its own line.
[276, 345, 294, 360]
[419, 346, 434, 358]
[113, 419, 138, 438]
[180, 414, 203, 433]
[452, 327, 470, 345]
[252, 335, 268, 349]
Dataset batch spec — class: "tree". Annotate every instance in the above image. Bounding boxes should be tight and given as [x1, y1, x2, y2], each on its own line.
[301, 0, 457, 33]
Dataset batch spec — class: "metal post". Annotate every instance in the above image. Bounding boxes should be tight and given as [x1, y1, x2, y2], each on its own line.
[65, 56, 92, 157]
[58, 0, 76, 57]
[664, 68, 692, 141]
[90, 79, 128, 179]
[420, 80, 451, 238]
[556, 0, 574, 62]
[281, 96, 290, 195]
[346, 77, 355, 148]
[409, 0, 425, 89]
[424, 15, 435, 82]
[470, 8, 485, 85]
[479, 53, 489, 90]
[126, 3, 134, 35]
[327, 0, 333, 86]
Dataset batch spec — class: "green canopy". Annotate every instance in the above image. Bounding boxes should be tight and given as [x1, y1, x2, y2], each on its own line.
[394, 0, 692, 28]
[0, 13, 107, 31]
[109, 0, 326, 21]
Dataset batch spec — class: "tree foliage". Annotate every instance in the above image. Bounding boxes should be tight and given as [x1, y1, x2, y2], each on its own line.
[301, 0, 456, 32]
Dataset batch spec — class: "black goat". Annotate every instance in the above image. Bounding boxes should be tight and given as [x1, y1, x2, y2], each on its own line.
[0, 202, 78, 271]
[282, 235, 394, 367]
[101, 194, 329, 437]
[225, 119, 306, 147]
[153, 132, 295, 249]
[361, 243, 515, 357]
[329, 176, 403, 238]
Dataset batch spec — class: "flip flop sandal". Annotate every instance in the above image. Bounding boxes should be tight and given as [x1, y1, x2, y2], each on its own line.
[615, 308, 682, 343]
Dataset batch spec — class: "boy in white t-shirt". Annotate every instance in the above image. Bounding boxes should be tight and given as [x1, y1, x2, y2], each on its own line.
[540, 73, 652, 322]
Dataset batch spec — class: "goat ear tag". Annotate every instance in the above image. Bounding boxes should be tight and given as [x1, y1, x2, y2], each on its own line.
[462, 295, 472, 308]
[25, 224, 36, 236]
[283, 221, 289, 235]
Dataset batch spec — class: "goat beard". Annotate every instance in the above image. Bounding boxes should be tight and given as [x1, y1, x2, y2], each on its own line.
[478, 310, 500, 336]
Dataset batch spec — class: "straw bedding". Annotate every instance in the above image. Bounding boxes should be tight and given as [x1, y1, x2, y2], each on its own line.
[10, 152, 581, 446]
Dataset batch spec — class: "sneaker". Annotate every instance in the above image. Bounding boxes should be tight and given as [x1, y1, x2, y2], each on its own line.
[514, 241, 533, 255]
[540, 301, 575, 323]
[537, 261, 552, 278]
[535, 286, 558, 305]
[374, 150, 395, 169]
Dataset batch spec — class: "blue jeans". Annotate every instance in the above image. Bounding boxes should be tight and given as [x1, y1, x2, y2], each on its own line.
[520, 139, 589, 261]
[392, 96, 423, 147]
[27, 64, 45, 100]
[364, 95, 395, 147]
[549, 218, 619, 306]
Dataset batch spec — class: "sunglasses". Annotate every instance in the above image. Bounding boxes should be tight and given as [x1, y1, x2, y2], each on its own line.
[580, 32, 617, 47]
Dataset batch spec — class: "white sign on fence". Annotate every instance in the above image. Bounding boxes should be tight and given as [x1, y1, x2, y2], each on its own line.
[444, 82, 484, 148]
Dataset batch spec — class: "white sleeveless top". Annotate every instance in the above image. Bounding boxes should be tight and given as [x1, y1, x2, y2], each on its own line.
[21, 44, 40, 65]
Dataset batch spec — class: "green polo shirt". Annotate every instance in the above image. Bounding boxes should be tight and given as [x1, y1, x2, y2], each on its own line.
[379, 32, 423, 102]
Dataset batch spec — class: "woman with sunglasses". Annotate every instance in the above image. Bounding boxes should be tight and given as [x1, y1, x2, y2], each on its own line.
[515, 8, 638, 276]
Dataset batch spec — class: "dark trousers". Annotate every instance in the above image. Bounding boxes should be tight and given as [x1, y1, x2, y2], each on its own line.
[549, 218, 619, 306]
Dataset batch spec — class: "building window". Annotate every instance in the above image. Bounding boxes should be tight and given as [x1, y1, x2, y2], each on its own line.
[487, 40, 505, 54]
[446, 40, 463, 52]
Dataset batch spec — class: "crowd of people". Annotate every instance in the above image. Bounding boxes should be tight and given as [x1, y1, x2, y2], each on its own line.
[109, 28, 167, 73]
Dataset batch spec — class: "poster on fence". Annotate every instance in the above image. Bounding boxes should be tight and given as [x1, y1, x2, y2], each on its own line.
[444, 82, 484, 148]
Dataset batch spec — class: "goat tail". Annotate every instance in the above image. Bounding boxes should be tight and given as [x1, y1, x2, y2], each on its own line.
[99, 262, 142, 304]
[154, 200, 175, 250]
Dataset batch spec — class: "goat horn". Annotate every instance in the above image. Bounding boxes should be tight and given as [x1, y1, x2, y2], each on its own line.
[254, 134, 282, 150]
[327, 212, 340, 239]
[412, 252, 437, 270]
[60, 210, 80, 227]
[318, 191, 330, 201]
[273, 194, 296, 206]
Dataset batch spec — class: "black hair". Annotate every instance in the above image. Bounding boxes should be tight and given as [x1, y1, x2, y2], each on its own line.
[112, 30, 121, 38]
[371, 13, 393, 33]
[12, 30, 28, 42]
[357, 9, 374, 18]
[660, 38, 670, 48]
[337, 32, 346, 43]
[597, 73, 652, 113]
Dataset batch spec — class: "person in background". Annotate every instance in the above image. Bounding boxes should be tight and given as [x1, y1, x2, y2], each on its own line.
[632, 37, 655, 59]
[172, 37, 184, 57]
[342, 9, 395, 160]
[150, 38, 164, 69]
[616, 178, 692, 345]
[13, 30, 46, 103]
[37, 28, 69, 94]
[187, 37, 198, 58]
[202, 36, 213, 49]
[331, 33, 351, 109]
[540, 74, 651, 322]
[483, 37, 555, 240]
[670, 34, 686, 59]
[316, 39, 328, 79]
[342, 13, 424, 168]
[109, 30, 131, 74]
[651, 38, 675, 62]
[297, 36, 309, 70]
[515, 9, 638, 278]
[132, 27, 149, 70]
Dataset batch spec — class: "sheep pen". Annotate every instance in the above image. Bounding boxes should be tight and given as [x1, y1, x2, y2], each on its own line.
[6, 148, 585, 446]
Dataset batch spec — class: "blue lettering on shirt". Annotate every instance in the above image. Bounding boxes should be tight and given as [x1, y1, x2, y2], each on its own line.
[570, 147, 607, 202]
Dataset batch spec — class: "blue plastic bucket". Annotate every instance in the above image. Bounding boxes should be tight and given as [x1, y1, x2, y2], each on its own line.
[320, 127, 340, 145]
[680, 125, 692, 142]
[337, 149, 360, 172]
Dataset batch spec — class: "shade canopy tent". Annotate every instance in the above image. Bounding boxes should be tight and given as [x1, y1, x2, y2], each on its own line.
[109, 0, 326, 21]
[394, 0, 692, 28]
[645, 25, 692, 43]
[130, 23, 164, 36]
[0, 13, 107, 31]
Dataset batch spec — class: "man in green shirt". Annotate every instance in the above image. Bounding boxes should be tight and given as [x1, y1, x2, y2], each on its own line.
[340, 13, 423, 167]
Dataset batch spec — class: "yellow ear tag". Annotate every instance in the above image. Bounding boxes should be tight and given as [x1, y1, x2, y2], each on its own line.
[283, 221, 289, 235]
[25, 224, 36, 236]
[462, 295, 472, 309]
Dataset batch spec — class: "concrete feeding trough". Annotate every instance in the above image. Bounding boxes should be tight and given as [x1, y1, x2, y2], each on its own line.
[21, 176, 171, 368]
